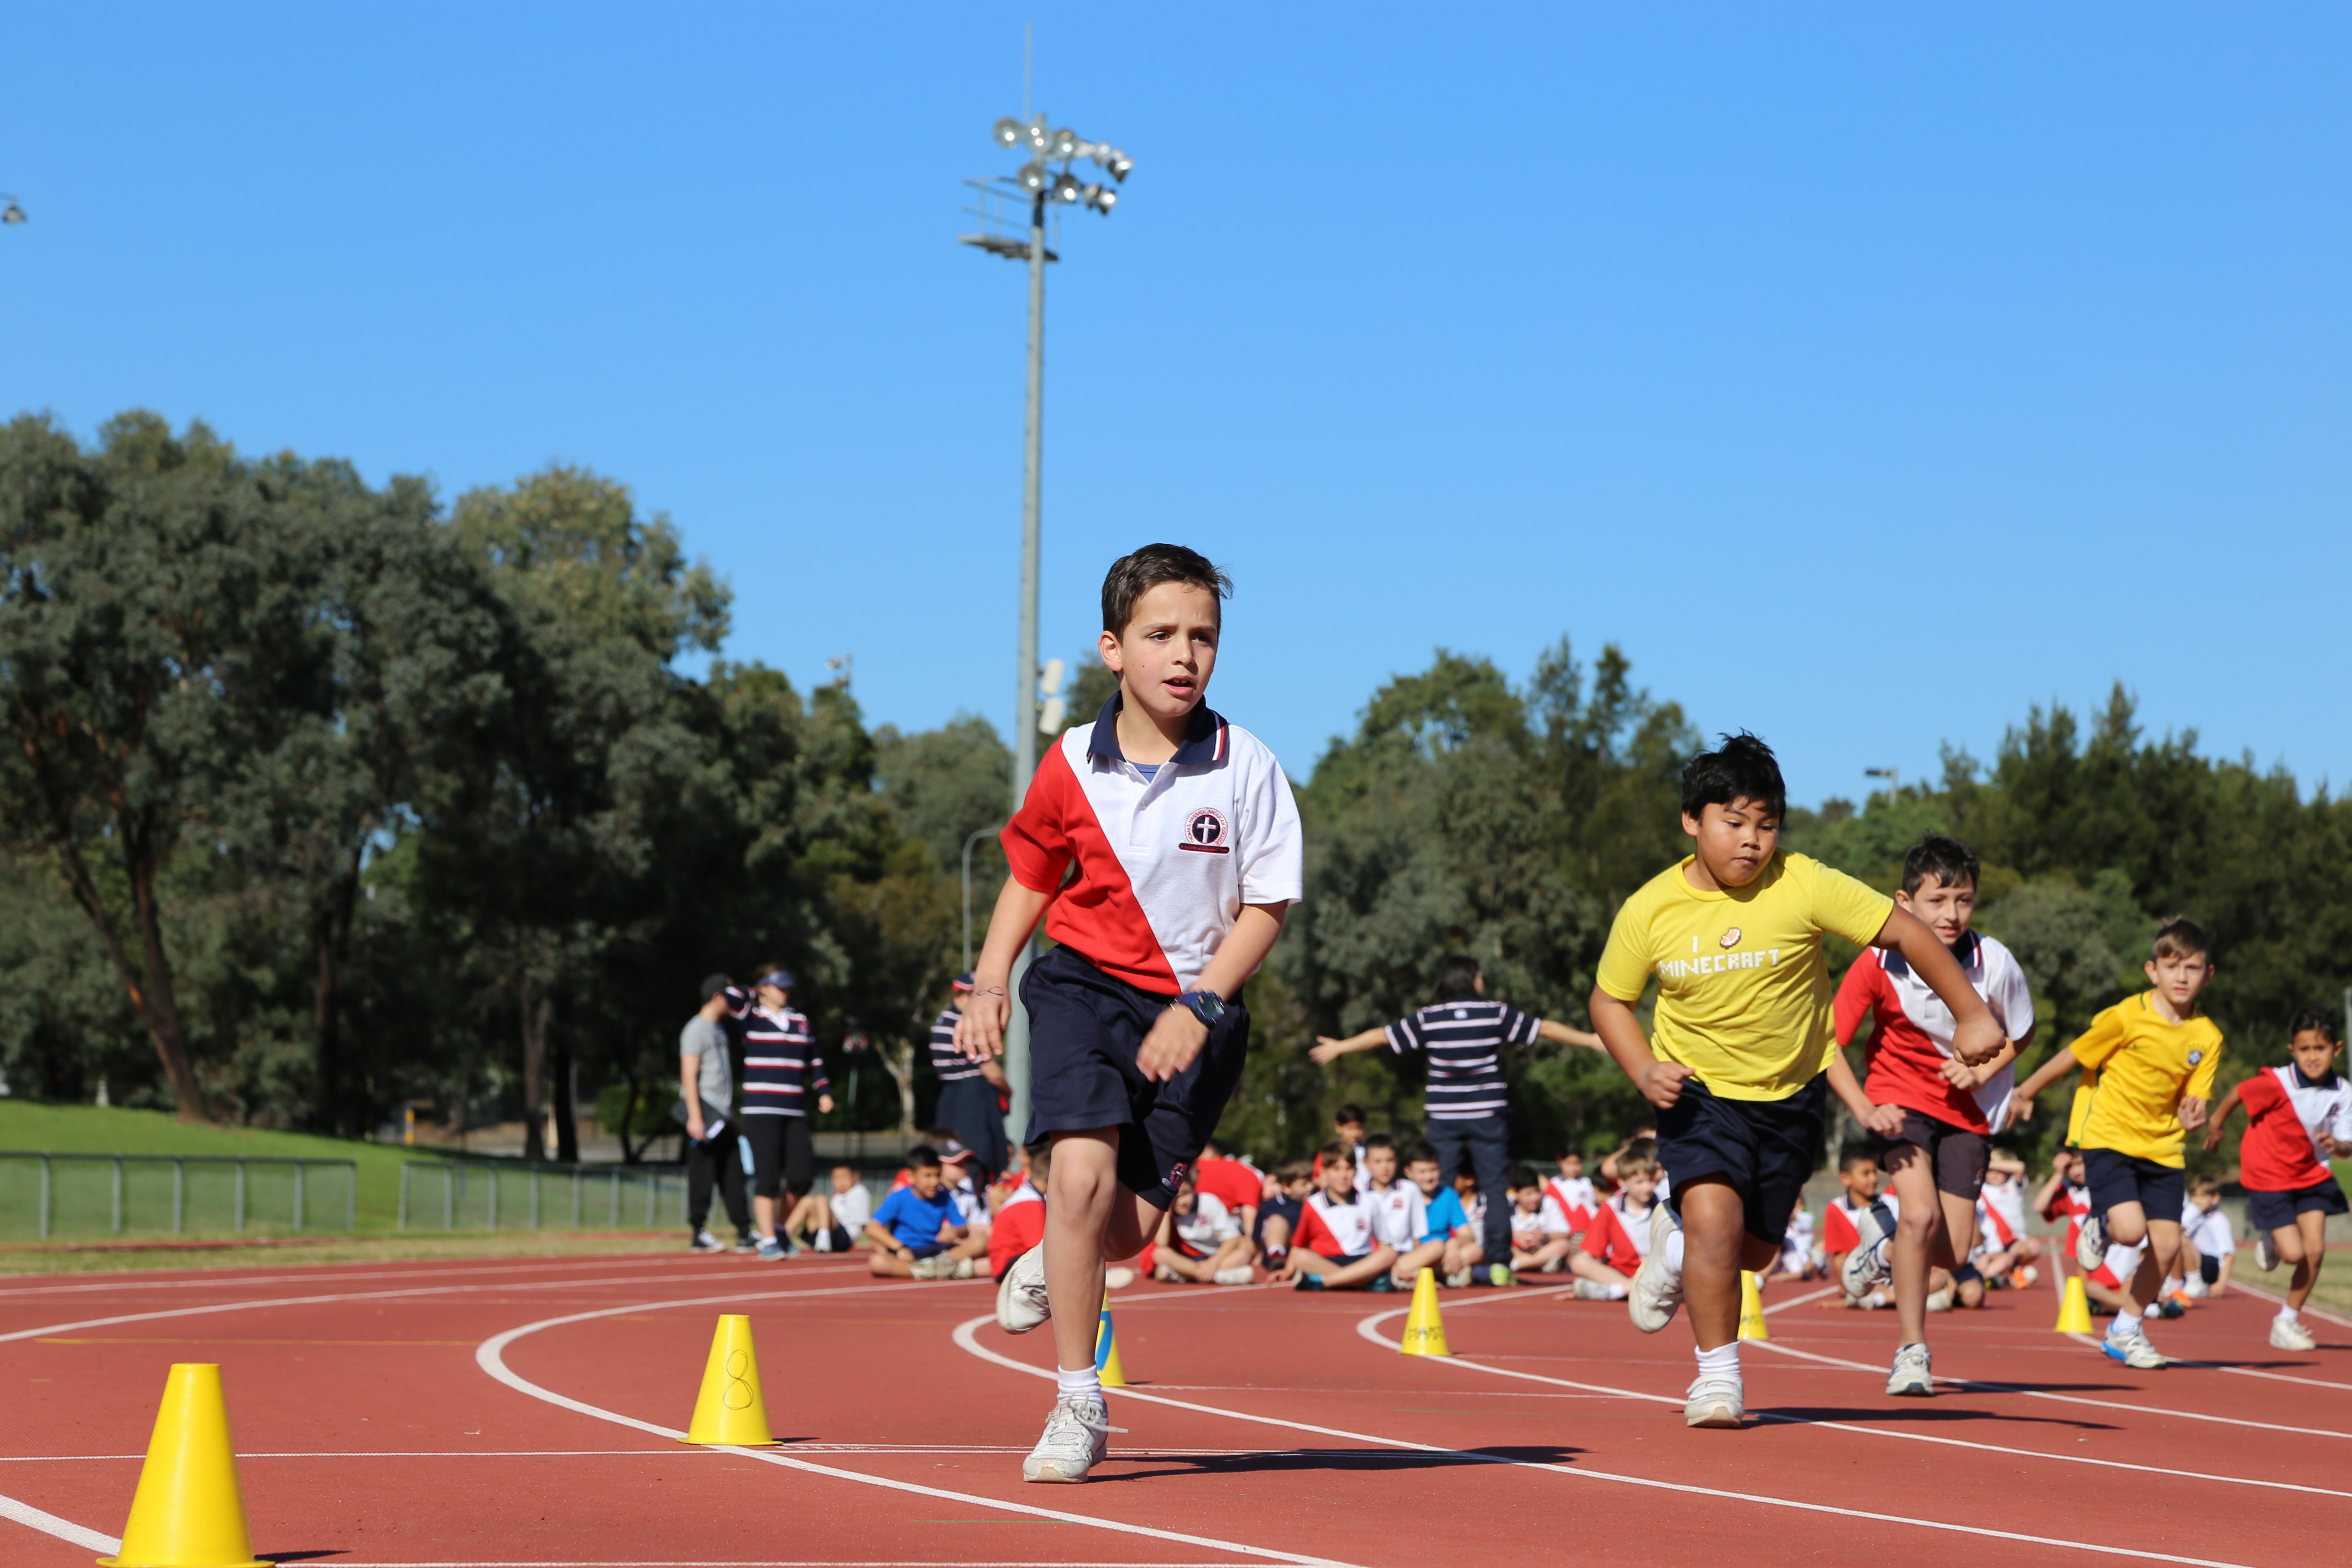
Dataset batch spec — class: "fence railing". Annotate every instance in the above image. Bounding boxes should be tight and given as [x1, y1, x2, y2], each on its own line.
[398, 1158, 686, 1231]
[0, 1152, 358, 1240]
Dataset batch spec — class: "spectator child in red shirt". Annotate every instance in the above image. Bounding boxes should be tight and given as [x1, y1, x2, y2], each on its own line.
[989, 1142, 1051, 1282]
[1568, 1144, 1663, 1301]
[1193, 1137, 1265, 1242]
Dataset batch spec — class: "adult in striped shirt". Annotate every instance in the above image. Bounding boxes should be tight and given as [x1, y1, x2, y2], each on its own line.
[724, 965, 833, 1255]
[929, 971, 1009, 1183]
[1313, 954, 1603, 1283]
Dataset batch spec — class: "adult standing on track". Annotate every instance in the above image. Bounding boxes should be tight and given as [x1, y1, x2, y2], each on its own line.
[680, 974, 755, 1254]
[929, 971, 1010, 1184]
[1312, 953, 1604, 1285]
[724, 965, 834, 1261]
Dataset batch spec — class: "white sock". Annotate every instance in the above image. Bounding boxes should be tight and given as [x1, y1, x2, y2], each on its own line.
[2141, 1300, 2162, 1319]
[1056, 1366, 1102, 1402]
[2103, 1241, 2147, 1282]
[1664, 1229, 1685, 1274]
[2278, 1305, 2302, 1324]
[1605, 1281, 1627, 1299]
[1695, 1341, 1741, 1380]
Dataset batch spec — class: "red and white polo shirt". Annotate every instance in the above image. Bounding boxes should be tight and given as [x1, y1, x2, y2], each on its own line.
[1001, 697, 1304, 995]
[1834, 929, 2035, 1133]
[2238, 1065, 2352, 1192]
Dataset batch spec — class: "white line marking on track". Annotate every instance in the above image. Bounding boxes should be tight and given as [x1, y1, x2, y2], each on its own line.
[318, 1561, 1282, 1566]
[475, 1289, 1360, 1568]
[953, 1312, 2267, 1566]
[2226, 1278, 2352, 1330]
[1759, 1283, 1841, 1314]
[0, 1487, 120, 1553]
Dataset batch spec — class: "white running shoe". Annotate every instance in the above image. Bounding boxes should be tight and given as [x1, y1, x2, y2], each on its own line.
[2101, 1319, 2166, 1370]
[1152, 1262, 1182, 1283]
[1841, 1206, 1892, 1301]
[2271, 1314, 2318, 1352]
[689, 1228, 726, 1254]
[909, 1254, 946, 1280]
[2182, 1274, 2209, 1299]
[1022, 1396, 1112, 1482]
[996, 1244, 1051, 1335]
[1104, 1265, 1136, 1290]
[1628, 1203, 1684, 1333]
[2076, 1215, 2106, 1273]
[2256, 1233, 2278, 1272]
[1444, 1268, 1473, 1289]
[1213, 1265, 1254, 1286]
[1683, 1374, 1743, 1428]
[1886, 1341, 1934, 1396]
[1925, 1287, 1955, 1313]
[1573, 1277, 1625, 1301]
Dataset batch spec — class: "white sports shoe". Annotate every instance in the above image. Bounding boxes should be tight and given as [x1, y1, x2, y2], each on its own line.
[1213, 1265, 1254, 1286]
[1886, 1341, 1933, 1396]
[2101, 1318, 2166, 1370]
[1628, 1202, 1684, 1333]
[2271, 1314, 2318, 1352]
[1841, 1205, 1892, 1301]
[996, 1244, 1051, 1335]
[2256, 1233, 2278, 1272]
[1573, 1277, 1625, 1301]
[2076, 1215, 2106, 1273]
[1022, 1396, 1112, 1482]
[1683, 1374, 1743, 1428]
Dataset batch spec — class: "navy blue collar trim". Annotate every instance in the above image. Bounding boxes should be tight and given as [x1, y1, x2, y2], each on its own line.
[1086, 692, 1227, 768]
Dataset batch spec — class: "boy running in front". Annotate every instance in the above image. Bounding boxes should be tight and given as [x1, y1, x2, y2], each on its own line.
[1589, 735, 2005, 1428]
[1831, 834, 2036, 1395]
[2014, 918, 2223, 1369]
[957, 544, 1303, 1483]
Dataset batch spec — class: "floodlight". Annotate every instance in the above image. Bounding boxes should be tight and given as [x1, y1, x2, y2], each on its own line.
[1053, 173, 1083, 204]
[1039, 658, 1067, 698]
[1105, 152, 1134, 182]
[993, 116, 1024, 148]
[1022, 120, 1050, 153]
[1084, 184, 1116, 213]
[0, 199, 21, 226]
[1049, 126, 1081, 159]
[1017, 161, 1050, 193]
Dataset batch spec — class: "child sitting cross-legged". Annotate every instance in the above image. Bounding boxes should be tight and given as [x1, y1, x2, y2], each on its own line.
[1253, 1159, 1313, 1271]
[1393, 1142, 1481, 1287]
[1506, 1164, 1575, 1275]
[1152, 1171, 1256, 1284]
[1568, 1142, 1666, 1299]
[865, 1145, 990, 1278]
[1271, 1142, 1398, 1291]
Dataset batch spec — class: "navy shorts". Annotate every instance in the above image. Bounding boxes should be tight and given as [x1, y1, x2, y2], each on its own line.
[1876, 1108, 1990, 1198]
[2082, 1148, 2184, 1221]
[1658, 1074, 1826, 1246]
[1021, 944, 1250, 1211]
[2247, 1176, 2350, 1234]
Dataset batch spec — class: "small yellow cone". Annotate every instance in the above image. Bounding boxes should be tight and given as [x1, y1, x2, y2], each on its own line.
[1399, 1267, 1452, 1356]
[99, 1363, 267, 1568]
[1737, 1271, 1771, 1341]
[1095, 1292, 1126, 1387]
[683, 1314, 778, 1446]
[2055, 1274, 2095, 1334]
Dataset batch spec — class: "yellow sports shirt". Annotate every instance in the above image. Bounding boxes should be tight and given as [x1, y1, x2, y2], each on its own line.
[2064, 1063, 2101, 1147]
[2069, 992, 2224, 1167]
[1596, 851, 1896, 1101]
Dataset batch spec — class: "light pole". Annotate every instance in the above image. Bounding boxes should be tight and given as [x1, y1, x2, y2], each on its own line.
[1864, 766, 1899, 796]
[959, 110, 1132, 1146]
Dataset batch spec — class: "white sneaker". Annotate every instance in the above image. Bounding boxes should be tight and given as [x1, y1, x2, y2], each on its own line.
[1152, 1262, 1182, 1283]
[1841, 1205, 1891, 1300]
[1444, 1268, 1473, 1289]
[1886, 1341, 1933, 1396]
[2256, 1233, 2278, 1272]
[2271, 1314, 2318, 1352]
[2182, 1274, 2209, 1299]
[1022, 1396, 1112, 1482]
[951, 1256, 976, 1280]
[1628, 1202, 1684, 1333]
[1573, 1277, 1625, 1301]
[1925, 1287, 1955, 1313]
[909, 1255, 945, 1280]
[996, 1244, 1051, 1334]
[2101, 1319, 2166, 1370]
[1104, 1265, 1136, 1290]
[2076, 1215, 2106, 1273]
[1683, 1374, 1743, 1427]
[689, 1228, 726, 1254]
[1213, 1265, 1254, 1286]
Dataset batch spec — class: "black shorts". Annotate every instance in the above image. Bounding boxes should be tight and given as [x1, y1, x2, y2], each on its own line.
[2082, 1148, 2184, 1221]
[1021, 943, 1250, 1211]
[744, 1114, 815, 1200]
[1875, 1109, 1990, 1198]
[2247, 1176, 2350, 1234]
[1658, 1074, 1826, 1246]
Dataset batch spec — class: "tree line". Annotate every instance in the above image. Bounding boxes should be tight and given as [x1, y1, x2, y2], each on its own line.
[5, 413, 2344, 1173]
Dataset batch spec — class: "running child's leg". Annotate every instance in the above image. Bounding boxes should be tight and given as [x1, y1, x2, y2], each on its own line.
[2138, 1217, 2181, 1314]
[1679, 1178, 1781, 1349]
[1882, 1145, 1942, 1345]
[1044, 1130, 1161, 1375]
[2287, 1210, 2327, 1310]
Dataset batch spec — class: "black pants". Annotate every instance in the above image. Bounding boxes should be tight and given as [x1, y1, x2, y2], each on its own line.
[746, 1114, 816, 1202]
[686, 1131, 750, 1236]
[1428, 1114, 1512, 1269]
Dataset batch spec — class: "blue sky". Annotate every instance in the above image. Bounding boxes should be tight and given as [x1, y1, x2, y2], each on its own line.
[3, 4, 2345, 805]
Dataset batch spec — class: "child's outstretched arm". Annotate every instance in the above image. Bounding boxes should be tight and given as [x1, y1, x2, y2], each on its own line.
[1535, 1019, 1606, 1052]
[1872, 906, 2005, 1064]
[1589, 987, 1687, 1109]
[2198, 1083, 2247, 1152]
[2009, 1045, 2081, 1124]
[1310, 1025, 1388, 1065]
[956, 880, 1057, 1060]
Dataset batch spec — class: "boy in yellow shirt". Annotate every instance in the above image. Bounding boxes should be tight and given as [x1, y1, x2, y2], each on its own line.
[1590, 735, 2005, 1428]
[2014, 918, 2222, 1369]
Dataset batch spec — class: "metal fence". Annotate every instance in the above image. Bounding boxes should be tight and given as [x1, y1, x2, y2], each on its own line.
[0, 1152, 358, 1240]
[398, 1159, 686, 1231]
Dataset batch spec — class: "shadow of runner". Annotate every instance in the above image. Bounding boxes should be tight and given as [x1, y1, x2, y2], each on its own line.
[1758, 1403, 2116, 1432]
[1084, 1444, 1584, 1482]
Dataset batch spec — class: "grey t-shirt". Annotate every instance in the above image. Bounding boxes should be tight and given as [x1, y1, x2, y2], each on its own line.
[680, 1014, 732, 1109]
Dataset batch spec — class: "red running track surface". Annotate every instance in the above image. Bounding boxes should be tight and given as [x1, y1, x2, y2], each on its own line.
[0, 1251, 2345, 1568]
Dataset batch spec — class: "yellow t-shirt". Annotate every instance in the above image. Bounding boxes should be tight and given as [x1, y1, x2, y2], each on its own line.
[1596, 851, 1896, 1101]
[2069, 992, 2224, 1168]
[2064, 1063, 2101, 1147]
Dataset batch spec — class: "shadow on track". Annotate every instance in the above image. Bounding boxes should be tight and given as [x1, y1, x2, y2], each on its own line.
[1084, 1444, 1584, 1482]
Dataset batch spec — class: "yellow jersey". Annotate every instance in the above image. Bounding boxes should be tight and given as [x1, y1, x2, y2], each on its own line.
[2069, 993, 2224, 1167]
[1596, 851, 1895, 1101]
[2064, 1062, 2101, 1147]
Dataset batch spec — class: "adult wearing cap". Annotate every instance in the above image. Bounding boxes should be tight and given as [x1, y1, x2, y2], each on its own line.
[680, 974, 755, 1253]
[722, 964, 833, 1260]
[930, 971, 1010, 1184]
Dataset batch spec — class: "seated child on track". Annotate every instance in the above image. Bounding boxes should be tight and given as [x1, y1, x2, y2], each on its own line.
[989, 1142, 1051, 1282]
[1194, 1137, 1265, 1245]
[1957, 1153, 2041, 1305]
[1569, 1142, 1663, 1300]
[1272, 1142, 1398, 1291]
[802, 1163, 874, 1253]
[1254, 1158, 1313, 1270]
[1548, 1147, 1598, 1240]
[1506, 1164, 1575, 1274]
[1362, 1135, 1429, 1280]
[1392, 1142, 1480, 1286]
[2165, 1173, 2234, 1307]
[865, 1145, 989, 1278]
[1153, 1171, 1255, 1284]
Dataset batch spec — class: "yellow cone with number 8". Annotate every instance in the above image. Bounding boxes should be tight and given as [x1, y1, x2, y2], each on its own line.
[684, 1314, 778, 1446]
[100, 1363, 267, 1568]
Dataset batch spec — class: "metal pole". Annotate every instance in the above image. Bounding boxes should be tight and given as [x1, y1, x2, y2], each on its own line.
[488, 1166, 499, 1231]
[530, 1167, 540, 1230]
[400, 1164, 410, 1231]
[39, 1155, 49, 1240]
[572, 1168, 582, 1228]
[609, 1166, 619, 1228]
[111, 1156, 122, 1234]
[235, 1161, 246, 1233]
[347, 1162, 356, 1231]
[293, 1161, 306, 1232]
[172, 1159, 184, 1236]
[1002, 192, 1048, 1151]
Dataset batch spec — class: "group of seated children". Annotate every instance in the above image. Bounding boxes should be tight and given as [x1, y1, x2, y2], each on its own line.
[1819, 1141, 2050, 1311]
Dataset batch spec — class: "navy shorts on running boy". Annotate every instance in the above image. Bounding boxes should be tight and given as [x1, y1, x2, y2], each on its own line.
[1657, 1074, 1827, 1245]
[2247, 1175, 2351, 1234]
[1021, 943, 1250, 1210]
[2083, 1148, 2185, 1220]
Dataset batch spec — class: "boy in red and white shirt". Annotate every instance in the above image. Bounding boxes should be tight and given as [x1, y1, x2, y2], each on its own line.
[1547, 1148, 1598, 1239]
[989, 1142, 1051, 1281]
[1505, 1164, 1574, 1274]
[1271, 1143, 1399, 1291]
[2201, 1006, 2352, 1351]
[1152, 1171, 1254, 1284]
[1568, 1144, 1663, 1301]
[1957, 1154, 2041, 1305]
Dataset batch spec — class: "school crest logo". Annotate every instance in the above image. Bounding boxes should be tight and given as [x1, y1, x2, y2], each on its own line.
[2188, 1050, 2204, 1066]
[1179, 807, 1231, 854]
[1162, 1160, 1191, 1192]
[1720, 927, 1743, 949]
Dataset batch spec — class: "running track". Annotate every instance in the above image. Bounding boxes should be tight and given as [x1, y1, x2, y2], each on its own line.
[0, 1251, 2343, 1567]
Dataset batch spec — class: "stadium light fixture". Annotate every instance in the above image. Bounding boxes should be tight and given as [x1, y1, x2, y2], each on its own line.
[1864, 766, 1899, 793]
[0, 197, 24, 226]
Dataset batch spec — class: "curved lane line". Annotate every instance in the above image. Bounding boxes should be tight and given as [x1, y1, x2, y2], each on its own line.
[0, 1489, 119, 1554]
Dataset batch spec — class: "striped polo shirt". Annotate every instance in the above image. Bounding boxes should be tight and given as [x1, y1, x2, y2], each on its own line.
[1386, 999, 1540, 1121]
[725, 992, 829, 1117]
[928, 1008, 984, 1084]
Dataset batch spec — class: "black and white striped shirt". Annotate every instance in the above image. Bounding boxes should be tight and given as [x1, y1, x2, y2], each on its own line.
[1386, 999, 1539, 1121]
[928, 1009, 984, 1084]
[725, 991, 829, 1117]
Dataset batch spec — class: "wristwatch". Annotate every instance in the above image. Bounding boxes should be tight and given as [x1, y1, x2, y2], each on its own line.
[1178, 989, 1226, 1028]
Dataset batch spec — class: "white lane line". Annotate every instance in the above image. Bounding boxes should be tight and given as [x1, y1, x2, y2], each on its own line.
[954, 1313, 2263, 1566]
[1351, 1306, 2352, 1501]
[1761, 1283, 1841, 1314]
[2055, 1326, 2352, 1393]
[2226, 1278, 2352, 1330]
[475, 1293, 1359, 1568]
[0, 1488, 120, 1554]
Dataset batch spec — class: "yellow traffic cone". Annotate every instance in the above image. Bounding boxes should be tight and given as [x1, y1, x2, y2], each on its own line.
[1399, 1267, 1452, 1356]
[1738, 1271, 1771, 1341]
[2055, 1274, 2095, 1334]
[683, 1314, 778, 1446]
[99, 1363, 267, 1568]
[1095, 1292, 1127, 1387]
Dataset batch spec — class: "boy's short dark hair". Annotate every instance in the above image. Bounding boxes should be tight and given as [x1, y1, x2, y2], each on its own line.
[1317, 1139, 1354, 1170]
[1364, 1132, 1396, 1154]
[906, 1145, 942, 1171]
[1403, 1141, 1439, 1167]
[1615, 1148, 1659, 1181]
[2288, 1005, 2344, 1046]
[2188, 1173, 2223, 1197]
[1433, 953, 1482, 1001]
[2151, 916, 2212, 963]
[1620, 1136, 1657, 1169]
[1024, 1139, 1053, 1165]
[1101, 543, 1231, 634]
[1274, 1157, 1313, 1185]
[1506, 1163, 1540, 1191]
[1334, 1104, 1368, 1128]
[1681, 732, 1786, 823]
[1555, 1142, 1584, 1161]
[1837, 1141, 1877, 1174]
[699, 973, 734, 1003]
[1901, 835, 1980, 897]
